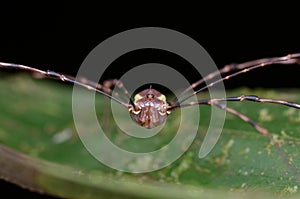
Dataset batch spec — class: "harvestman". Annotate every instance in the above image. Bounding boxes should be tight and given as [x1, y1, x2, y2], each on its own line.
[1, 53, 300, 139]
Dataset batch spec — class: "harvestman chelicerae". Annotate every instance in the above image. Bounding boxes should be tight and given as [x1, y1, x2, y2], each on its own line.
[1, 53, 300, 139]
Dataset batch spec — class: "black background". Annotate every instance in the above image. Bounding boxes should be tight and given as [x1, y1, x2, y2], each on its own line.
[0, 3, 299, 198]
[1, 4, 300, 89]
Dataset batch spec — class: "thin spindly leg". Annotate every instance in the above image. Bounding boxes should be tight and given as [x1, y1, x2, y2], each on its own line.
[174, 53, 300, 105]
[0, 62, 131, 108]
[213, 103, 271, 137]
[54, 76, 133, 105]
[171, 95, 300, 110]
[102, 79, 133, 104]
[210, 102, 300, 180]
[209, 102, 300, 180]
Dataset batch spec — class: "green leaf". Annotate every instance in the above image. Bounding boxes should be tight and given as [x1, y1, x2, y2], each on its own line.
[1, 74, 300, 198]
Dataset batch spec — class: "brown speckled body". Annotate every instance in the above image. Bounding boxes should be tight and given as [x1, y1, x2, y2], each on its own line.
[129, 88, 170, 129]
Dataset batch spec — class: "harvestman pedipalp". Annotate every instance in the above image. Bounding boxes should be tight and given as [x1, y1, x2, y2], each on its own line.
[0, 53, 300, 136]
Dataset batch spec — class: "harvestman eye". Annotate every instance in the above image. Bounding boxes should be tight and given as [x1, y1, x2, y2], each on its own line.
[1, 52, 300, 135]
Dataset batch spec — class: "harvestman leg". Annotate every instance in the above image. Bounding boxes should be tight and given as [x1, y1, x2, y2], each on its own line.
[94, 79, 138, 110]
[177, 96, 300, 179]
[82, 77, 132, 104]
[211, 103, 271, 137]
[210, 102, 300, 180]
[0, 62, 132, 108]
[170, 95, 300, 136]
[177, 95, 300, 109]
[174, 53, 300, 106]
[101, 79, 135, 106]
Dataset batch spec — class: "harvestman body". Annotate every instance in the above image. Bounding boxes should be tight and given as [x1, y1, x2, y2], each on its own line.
[1, 53, 300, 136]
